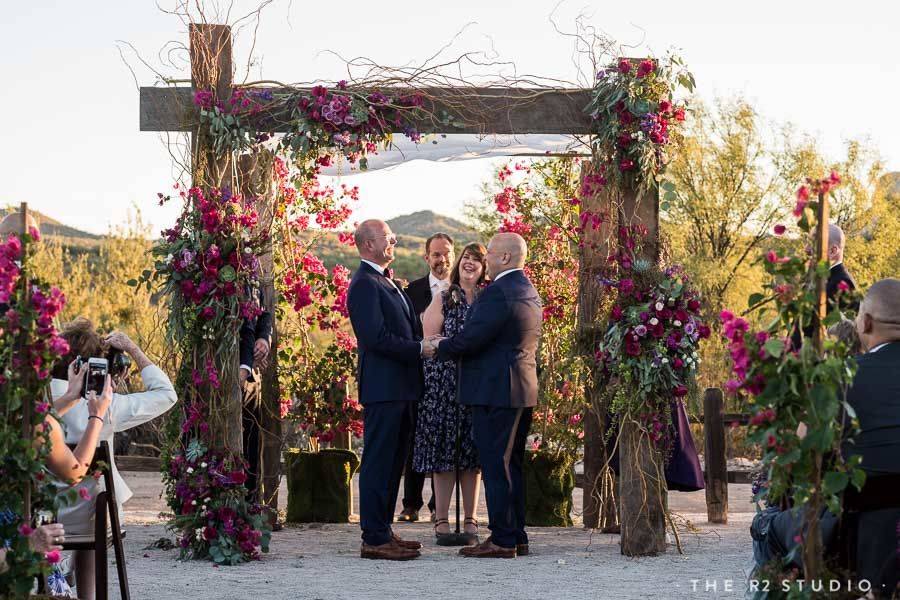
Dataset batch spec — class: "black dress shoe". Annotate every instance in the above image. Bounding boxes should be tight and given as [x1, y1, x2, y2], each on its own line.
[396, 508, 419, 522]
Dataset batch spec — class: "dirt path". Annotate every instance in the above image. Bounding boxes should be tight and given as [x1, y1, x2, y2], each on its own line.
[108, 472, 757, 599]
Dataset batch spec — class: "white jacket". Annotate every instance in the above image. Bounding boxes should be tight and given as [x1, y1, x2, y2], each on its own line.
[50, 365, 177, 514]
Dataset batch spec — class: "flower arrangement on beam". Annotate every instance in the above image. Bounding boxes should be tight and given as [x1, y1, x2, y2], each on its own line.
[194, 82, 429, 170]
[585, 53, 694, 196]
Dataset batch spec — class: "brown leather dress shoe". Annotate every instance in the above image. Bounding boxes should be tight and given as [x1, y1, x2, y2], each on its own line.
[516, 544, 529, 556]
[458, 538, 516, 558]
[396, 508, 419, 522]
[361, 541, 420, 561]
[391, 533, 422, 550]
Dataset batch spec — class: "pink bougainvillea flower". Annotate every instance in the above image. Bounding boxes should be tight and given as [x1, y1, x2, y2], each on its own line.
[45, 550, 62, 564]
[79, 487, 92, 501]
[773, 224, 786, 235]
[837, 280, 850, 292]
[617, 58, 632, 74]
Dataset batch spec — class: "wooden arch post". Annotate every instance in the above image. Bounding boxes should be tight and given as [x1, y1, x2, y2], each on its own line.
[189, 23, 243, 453]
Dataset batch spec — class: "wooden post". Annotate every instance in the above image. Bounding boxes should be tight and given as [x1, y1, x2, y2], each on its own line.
[802, 191, 830, 581]
[619, 416, 667, 555]
[577, 162, 618, 530]
[189, 23, 242, 453]
[18, 203, 33, 523]
[703, 388, 728, 524]
[812, 193, 830, 354]
[617, 183, 667, 556]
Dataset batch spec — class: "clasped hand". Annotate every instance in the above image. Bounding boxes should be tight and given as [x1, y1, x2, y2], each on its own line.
[421, 334, 446, 358]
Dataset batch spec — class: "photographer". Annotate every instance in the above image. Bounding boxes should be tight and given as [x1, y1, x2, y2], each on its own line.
[49, 318, 177, 600]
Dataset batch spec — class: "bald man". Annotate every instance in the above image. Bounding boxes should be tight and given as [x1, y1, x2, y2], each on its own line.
[347, 219, 426, 561]
[431, 232, 542, 558]
[763, 279, 900, 585]
[823, 223, 856, 308]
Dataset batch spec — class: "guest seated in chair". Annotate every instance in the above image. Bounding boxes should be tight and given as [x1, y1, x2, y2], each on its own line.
[49, 319, 178, 600]
[2, 365, 113, 598]
[754, 279, 900, 592]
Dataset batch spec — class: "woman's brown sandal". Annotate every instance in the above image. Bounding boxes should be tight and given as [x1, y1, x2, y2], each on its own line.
[433, 518, 451, 542]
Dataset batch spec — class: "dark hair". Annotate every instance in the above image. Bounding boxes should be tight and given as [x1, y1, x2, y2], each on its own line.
[49, 317, 103, 380]
[425, 232, 454, 254]
[449, 242, 487, 287]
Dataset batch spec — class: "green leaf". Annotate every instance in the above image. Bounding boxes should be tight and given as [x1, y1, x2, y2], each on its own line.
[126, 279, 138, 287]
[748, 293, 765, 308]
[660, 201, 671, 212]
[850, 467, 866, 492]
[822, 309, 842, 327]
[763, 338, 784, 358]
[823, 471, 849, 495]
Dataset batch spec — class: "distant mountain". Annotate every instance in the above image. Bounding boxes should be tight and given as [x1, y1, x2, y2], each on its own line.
[387, 210, 479, 246]
[2, 206, 101, 245]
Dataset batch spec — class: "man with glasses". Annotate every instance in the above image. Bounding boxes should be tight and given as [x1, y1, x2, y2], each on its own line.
[347, 219, 433, 560]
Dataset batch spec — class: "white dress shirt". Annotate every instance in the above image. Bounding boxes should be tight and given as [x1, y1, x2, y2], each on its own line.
[51, 365, 178, 531]
[429, 272, 450, 295]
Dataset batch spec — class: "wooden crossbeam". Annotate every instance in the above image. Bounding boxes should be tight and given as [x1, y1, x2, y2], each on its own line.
[139, 86, 594, 135]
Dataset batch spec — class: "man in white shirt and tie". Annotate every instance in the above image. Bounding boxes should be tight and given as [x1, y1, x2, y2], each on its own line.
[396, 233, 454, 523]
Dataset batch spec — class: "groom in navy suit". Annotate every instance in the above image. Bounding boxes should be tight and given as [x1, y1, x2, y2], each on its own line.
[347, 219, 430, 561]
[430, 232, 542, 558]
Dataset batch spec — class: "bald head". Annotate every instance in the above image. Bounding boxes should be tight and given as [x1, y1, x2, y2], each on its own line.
[486, 232, 527, 279]
[825, 223, 845, 264]
[354, 219, 396, 267]
[856, 278, 900, 351]
[0, 212, 39, 237]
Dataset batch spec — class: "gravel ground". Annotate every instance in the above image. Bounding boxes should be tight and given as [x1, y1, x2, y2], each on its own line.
[100, 472, 758, 600]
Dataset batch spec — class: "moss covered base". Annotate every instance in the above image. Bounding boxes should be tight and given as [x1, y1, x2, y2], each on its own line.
[284, 448, 360, 523]
[524, 450, 575, 527]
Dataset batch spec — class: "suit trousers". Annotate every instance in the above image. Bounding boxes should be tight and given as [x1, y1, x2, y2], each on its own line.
[241, 379, 262, 503]
[360, 400, 413, 546]
[470, 405, 533, 549]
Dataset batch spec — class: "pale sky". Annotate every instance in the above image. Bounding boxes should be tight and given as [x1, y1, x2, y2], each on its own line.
[1, 1, 897, 235]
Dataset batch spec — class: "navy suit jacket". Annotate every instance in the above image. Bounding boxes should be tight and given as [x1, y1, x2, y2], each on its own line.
[436, 270, 542, 408]
[842, 342, 900, 475]
[347, 262, 423, 405]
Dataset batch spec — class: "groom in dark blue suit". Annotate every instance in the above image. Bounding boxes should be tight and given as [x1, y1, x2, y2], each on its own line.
[347, 219, 429, 561]
[431, 232, 542, 558]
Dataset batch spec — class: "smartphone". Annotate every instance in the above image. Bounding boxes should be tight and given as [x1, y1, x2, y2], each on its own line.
[84, 357, 108, 398]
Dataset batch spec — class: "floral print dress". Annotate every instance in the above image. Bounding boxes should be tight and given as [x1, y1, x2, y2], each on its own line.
[412, 288, 479, 473]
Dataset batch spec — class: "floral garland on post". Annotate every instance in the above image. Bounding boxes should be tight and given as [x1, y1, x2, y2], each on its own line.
[0, 226, 71, 595]
[136, 186, 271, 564]
[139, 81, 428, 563]
[722, 173, 863, 587]
[594, 226, 711, 449]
